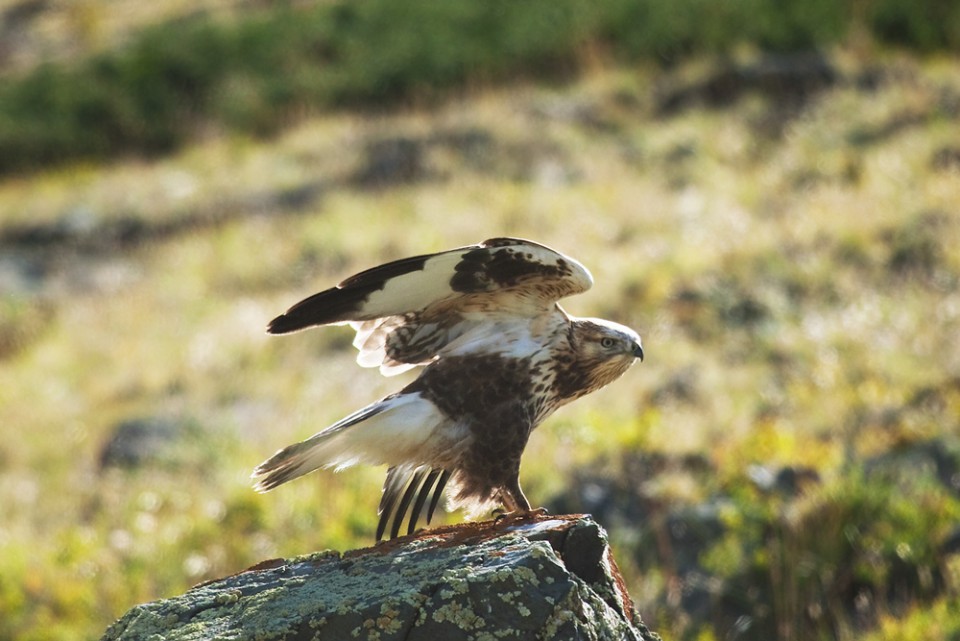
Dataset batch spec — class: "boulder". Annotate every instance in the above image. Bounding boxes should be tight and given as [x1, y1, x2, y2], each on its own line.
[102, 514, 658, 641]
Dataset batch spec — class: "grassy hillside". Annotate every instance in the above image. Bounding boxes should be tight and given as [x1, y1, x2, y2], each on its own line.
[2, 0, 959, 175]
[0, 51, 960, 639]
[1, 18, 960, 641]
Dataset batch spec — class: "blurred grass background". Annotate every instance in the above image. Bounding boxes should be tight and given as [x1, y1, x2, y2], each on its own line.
[1, 0, 959, 639]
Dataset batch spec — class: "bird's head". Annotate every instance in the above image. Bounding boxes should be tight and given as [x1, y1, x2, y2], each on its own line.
[555, 318, 643, 402]
[574, 317, 643, 361]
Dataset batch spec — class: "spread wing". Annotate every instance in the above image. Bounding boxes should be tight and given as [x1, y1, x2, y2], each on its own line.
[267, 237, 593, 375]
[376, 464, 450, 540]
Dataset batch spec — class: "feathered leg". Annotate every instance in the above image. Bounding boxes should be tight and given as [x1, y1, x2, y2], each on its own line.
[494, 475, 547, 524]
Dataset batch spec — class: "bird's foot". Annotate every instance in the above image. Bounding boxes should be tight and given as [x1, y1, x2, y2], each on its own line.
[493, 507, 549, 526]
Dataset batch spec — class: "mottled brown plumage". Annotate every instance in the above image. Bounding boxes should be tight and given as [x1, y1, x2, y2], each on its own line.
[252, 238, 643, 540]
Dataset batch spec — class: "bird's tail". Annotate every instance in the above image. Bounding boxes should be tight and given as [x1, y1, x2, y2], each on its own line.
[251, 392, 443, 492]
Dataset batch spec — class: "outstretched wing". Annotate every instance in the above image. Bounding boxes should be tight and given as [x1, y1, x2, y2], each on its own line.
[267, 237, 592, 374]
[377, 464, 450, 541]
[251, 391, 451, 492]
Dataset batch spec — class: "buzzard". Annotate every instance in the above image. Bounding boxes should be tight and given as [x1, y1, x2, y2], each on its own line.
[253, 238, 643, 540]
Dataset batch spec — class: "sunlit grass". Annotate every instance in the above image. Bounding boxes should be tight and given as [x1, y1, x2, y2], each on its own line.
[1, 54, 959, 639]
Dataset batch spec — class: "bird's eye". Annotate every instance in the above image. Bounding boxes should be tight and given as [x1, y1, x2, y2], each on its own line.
[600, 337, 617, 348]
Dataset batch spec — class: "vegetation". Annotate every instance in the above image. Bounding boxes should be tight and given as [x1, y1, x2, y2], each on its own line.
[2, 2, 960, 640]
[2, 0, 960, 175]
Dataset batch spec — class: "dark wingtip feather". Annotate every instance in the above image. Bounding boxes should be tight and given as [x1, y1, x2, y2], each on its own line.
[376, 467, 449, 541]
[377, 466, 403, 542]
[408, 469, 441, 535]
[266, 285, 374, 335]
[375, 512, 389, 543]
[427, 470, 450, 525]
[266, 313, 300, 335]
[269, 253, 437, 335]
[390, 469, 427, 540]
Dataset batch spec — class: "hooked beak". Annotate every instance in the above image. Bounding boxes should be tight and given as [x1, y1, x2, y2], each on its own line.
[633, 343, 644, 362]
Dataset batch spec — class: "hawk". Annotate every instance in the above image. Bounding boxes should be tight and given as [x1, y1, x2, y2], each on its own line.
[252, 237, 643, 540]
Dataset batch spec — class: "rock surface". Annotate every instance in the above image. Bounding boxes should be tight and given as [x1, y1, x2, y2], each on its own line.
[102, 514, 658, 641]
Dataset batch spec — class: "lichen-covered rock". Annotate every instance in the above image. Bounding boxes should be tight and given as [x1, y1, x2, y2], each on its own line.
[102, 515, 659, 641]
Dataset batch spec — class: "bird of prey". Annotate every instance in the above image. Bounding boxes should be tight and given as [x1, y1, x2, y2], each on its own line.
[252, 237, 643, 540]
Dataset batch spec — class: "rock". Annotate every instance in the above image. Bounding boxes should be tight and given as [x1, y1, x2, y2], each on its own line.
[746, 464, 820, 495]
[864, 436, 960, 497]
[101, 515, 659, 641]
[930, 146, 960, 172]
[0, 251, 48, 295]
[98, 417, 200, 470]
[655, 53, 838, 116]
[351, 137, 432, 188]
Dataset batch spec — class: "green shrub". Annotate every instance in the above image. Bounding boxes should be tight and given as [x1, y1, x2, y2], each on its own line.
[867, 0, 960, 51]
[700, 460, 960, 640]
[603, 0, 849, 59]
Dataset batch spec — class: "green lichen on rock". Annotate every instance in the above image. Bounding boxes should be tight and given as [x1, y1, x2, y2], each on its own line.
[101, 516, 658, 641]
